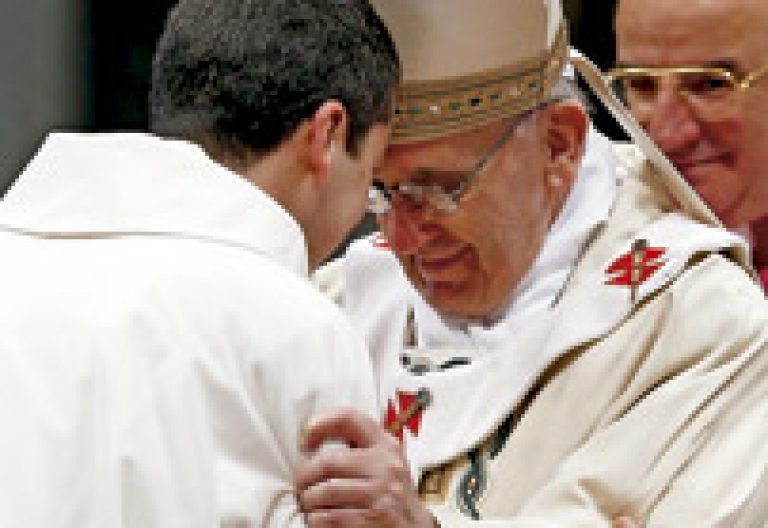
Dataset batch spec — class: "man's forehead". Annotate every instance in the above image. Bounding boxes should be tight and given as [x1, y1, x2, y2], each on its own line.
[384, 119, 509, 157]
[618, 0, 762, 25]
[384, 133, 473, 166]
[381, 123, 505, 180]
[380, 142, 471, 183]
[616, 0, 765, 62]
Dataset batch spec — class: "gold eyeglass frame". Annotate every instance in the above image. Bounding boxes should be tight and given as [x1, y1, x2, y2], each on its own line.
[604, 61, 768, 97]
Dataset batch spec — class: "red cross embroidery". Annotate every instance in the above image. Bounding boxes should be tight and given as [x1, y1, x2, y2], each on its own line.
[384, 388, 431, 442]
[606, 239, 667, 302]
[372, 232, 391, 249]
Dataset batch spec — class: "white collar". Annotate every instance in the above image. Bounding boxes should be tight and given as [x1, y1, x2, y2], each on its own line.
[410, 128, 623, 350]
[0, 132, 309, 277]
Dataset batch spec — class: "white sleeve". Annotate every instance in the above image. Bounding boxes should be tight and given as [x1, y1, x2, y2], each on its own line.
[193, 265, 377, 527]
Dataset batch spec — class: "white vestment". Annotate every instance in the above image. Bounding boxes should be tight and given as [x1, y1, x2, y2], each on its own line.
[315, 131, 768, 527]
[0, 133, 377, 527]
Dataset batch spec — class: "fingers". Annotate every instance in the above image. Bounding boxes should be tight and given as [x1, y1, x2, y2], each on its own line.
[299, 454, 413, 510]
[296, 439, 405, 496]
[296, 443, 366, 493]
[305, 506, 391, 528]
[300, 478, 377, 511]
[303, 490, 419, 528]
[302, 408, 393, 452]
[297, 409, 432, 527]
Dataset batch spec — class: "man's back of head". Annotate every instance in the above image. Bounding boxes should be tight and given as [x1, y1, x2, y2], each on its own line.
[150, 0, 400, 164]
[150, 0, 400, 268]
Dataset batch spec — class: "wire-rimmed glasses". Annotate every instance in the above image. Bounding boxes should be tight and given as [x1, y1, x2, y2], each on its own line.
[367, 102, 550, 215]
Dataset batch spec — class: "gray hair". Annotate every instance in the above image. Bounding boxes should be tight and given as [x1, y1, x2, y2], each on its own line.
[550, 77, 592, 111]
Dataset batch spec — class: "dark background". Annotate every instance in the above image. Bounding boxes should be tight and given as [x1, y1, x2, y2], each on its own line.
[0, 0, 621, 196]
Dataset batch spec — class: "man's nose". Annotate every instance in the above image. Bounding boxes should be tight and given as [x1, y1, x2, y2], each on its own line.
[379, 203, 440, 255]
[644, 84, 703, 156]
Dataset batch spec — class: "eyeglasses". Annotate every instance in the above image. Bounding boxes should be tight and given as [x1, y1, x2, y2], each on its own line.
[367, 103, 548, 215]
[604, 61, 768, 120]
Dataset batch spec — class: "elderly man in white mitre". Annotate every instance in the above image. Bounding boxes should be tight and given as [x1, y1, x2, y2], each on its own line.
[297, 0, 768, 527]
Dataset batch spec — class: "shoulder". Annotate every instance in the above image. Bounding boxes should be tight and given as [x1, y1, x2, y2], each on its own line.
[664, 252, 768, 338]
[67, 236, 360, 346]
[608, 250, 768, 386]
[175, 240, 355, 331]
[314, 233, 408, 311]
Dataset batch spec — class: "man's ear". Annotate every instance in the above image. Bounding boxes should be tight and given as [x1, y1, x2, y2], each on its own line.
[303, 101, 350, 182]
[544, 101, 588, 190]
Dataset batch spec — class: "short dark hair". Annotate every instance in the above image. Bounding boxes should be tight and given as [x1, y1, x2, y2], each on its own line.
[150, 0, 399, 159]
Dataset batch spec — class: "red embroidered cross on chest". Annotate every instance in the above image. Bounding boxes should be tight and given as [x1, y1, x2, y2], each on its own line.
[384, 388, 431, 442]
[605, 239, 667, 303]
[372, 232, 391, 249]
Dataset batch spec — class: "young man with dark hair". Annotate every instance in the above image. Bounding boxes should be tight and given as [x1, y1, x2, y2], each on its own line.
[0, 0, 398, 526]
[151, 0, 397, 159]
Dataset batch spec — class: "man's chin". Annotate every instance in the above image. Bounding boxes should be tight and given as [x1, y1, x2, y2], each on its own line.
[419, 279, 464, 300]
[697, 189, 743, 227]
[419, 283, 502, 320]
[677, 168, 742, 224]
[678, 161, 730, 188]
[417, 281, 470, 316]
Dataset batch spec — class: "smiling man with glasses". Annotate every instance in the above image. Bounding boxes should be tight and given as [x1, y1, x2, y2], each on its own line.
[300, 1, 768, 527]
[615, 0, 768, 290]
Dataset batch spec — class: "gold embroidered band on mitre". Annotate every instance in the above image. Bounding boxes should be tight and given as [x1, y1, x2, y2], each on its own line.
[391, 24, 569, 144]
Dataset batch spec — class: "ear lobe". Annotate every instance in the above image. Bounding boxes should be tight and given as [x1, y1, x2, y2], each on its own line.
[548, 172, 565, 188]
[306, 101, 349, 182]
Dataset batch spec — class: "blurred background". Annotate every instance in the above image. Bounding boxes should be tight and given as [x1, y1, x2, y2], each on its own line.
[0, 0, 621, 197]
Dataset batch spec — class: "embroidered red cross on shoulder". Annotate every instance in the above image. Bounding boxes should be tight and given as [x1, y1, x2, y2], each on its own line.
[372, 232, 391, 249]
[605, 239, 667, 303]
[384, 388, 431, 442]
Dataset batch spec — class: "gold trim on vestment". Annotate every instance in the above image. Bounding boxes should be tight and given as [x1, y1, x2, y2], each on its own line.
[391, 25, 569, 144]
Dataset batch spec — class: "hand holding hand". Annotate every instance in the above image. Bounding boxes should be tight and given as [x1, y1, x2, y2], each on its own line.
[296, 409, 436, 528]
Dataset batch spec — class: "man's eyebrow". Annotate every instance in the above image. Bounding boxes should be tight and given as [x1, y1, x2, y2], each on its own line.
[614, 59, 740, 70]
[706, 59, 739, 71]
[373, 168, 469, 188]
[409, 168, 468, 183]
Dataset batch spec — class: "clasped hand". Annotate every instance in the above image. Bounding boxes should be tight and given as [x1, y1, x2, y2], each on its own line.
[296, 408, 436, 528]
[296, 409, 638, 528]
